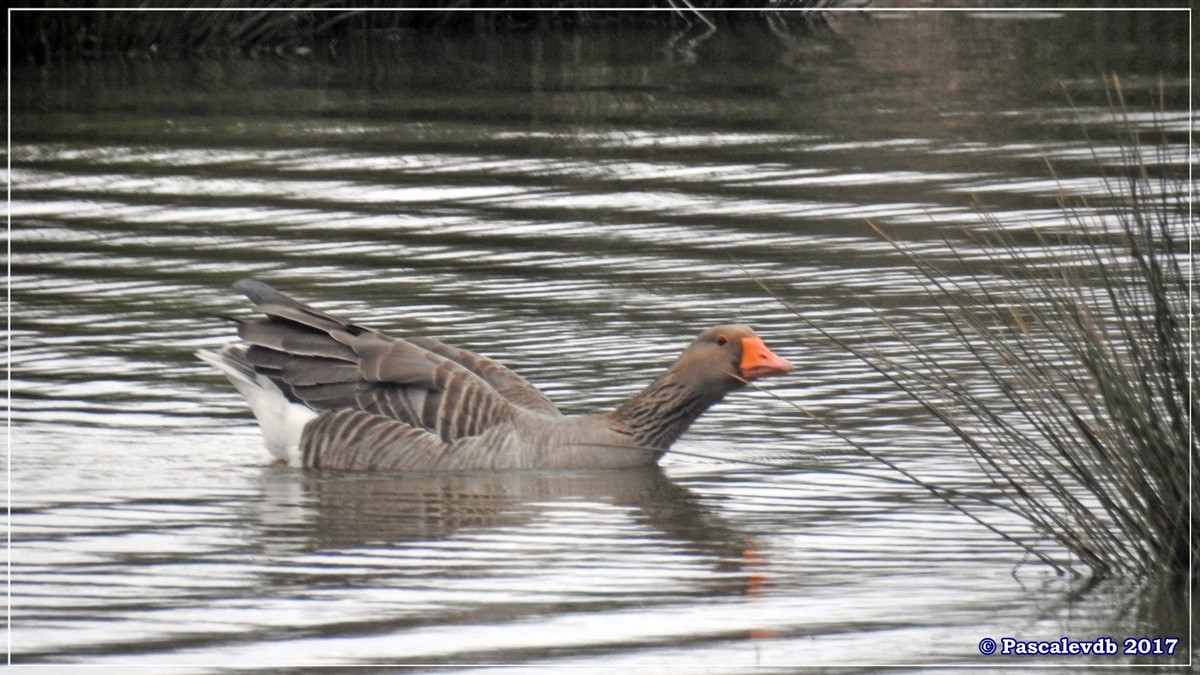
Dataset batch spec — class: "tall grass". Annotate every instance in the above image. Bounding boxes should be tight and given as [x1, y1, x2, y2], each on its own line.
[772, 84, 1194, 581]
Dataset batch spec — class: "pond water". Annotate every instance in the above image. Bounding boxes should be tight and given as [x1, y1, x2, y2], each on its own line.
[10, 8, 1194, 670]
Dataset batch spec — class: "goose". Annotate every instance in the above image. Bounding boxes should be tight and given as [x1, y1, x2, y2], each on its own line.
[197, 280, 793, 471]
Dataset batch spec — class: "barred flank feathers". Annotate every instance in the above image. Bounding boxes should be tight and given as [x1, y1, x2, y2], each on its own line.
[302, 409, 447, 471]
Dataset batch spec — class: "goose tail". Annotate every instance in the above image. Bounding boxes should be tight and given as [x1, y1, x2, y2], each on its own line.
[197, 344, 316, 465]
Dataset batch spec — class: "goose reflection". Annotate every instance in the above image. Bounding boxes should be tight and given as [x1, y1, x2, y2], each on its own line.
[253, 465, 763, 595]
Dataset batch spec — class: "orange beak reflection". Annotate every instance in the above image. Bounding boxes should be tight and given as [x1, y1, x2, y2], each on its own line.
[739, 336, 793, 380]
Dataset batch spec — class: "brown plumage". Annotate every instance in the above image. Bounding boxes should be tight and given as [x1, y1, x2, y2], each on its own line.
[197, 280, 793, 472]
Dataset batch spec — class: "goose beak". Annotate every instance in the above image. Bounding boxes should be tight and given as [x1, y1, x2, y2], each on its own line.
[739, 336, 793, 380]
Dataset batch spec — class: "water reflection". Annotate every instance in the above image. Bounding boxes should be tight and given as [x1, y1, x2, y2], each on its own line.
[285, 468, 747, 567]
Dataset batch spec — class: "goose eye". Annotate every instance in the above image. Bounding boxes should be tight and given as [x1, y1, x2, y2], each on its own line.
[715, 334, 729, 346]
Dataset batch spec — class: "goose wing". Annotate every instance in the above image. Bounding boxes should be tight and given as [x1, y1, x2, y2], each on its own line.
[232, 279, 562, 444]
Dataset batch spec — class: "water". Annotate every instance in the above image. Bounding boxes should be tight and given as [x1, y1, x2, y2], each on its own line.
[11, 9, 1193, 670]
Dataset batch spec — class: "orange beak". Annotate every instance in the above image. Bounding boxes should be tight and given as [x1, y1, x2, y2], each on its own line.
[739, 336, 793, 380]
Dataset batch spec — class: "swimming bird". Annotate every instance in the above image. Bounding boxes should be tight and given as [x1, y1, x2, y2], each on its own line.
[197, 280, 793, 471]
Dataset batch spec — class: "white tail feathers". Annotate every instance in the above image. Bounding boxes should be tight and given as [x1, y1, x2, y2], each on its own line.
[197, 346, 317, 466]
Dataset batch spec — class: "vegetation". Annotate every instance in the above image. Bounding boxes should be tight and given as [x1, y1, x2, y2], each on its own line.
[12, 2, 856, 64]
[769, 82, 1194, 581]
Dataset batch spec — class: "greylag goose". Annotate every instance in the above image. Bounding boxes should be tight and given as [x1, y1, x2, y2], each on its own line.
[197, 280, 792, 472]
